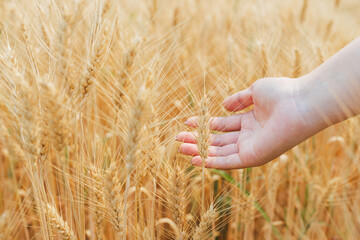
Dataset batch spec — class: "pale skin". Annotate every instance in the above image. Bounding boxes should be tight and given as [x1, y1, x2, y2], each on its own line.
[176, 37, 360, 169]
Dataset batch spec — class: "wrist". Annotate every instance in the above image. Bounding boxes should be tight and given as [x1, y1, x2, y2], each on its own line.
[295, 70, 360, 135]
[295, 74, 334, 134]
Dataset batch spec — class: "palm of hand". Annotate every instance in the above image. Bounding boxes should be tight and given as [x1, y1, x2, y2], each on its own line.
[177, 77, 306, 169]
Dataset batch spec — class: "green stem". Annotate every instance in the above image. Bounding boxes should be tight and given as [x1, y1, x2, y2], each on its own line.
[211, 169, 283, 240]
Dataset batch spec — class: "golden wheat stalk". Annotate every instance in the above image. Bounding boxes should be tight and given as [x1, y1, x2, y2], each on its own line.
[39, 81, 69, 154]
[197, 96, 210, 214]
[114, 39, 141, 112]
[193, 205, 217, 240]
[169, 166, 187, 240]
[90, 166, 105, 240]
[122, 85, 149, 236]
[81, 31, 107, 98]
[104, 163, 123, 236]
[45, 203, 77, 240]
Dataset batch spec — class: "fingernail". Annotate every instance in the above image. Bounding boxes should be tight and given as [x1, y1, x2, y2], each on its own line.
[175, 135, 178, 141]
[184, 120, 188, 125]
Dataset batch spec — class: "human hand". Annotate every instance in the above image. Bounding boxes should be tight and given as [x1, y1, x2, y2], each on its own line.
[176, 77, 318, 169]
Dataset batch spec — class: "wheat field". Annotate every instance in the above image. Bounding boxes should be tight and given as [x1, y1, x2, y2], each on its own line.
[0, 0, 360, 239]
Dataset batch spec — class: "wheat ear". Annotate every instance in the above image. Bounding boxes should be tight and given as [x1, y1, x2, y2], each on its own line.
[104, 163, 123, 236]
[114, 39, 140, 111]
[197, 96, 210, 214]
[193, 205, 217, 240]
[317, 177, 342, 208]
[40, 81, 69, 154]
[81, 32, 107, 97]
[45, 203, 77, 240]
[122, 85, 149, 236]
[90, 166, 105, 240]
[170, 166, 187, 240]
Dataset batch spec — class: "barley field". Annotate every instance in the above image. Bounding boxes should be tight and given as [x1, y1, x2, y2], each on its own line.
[0, 0, 360, 239]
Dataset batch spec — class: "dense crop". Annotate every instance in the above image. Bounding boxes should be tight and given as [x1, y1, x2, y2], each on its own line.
[0, 0, 359, 239]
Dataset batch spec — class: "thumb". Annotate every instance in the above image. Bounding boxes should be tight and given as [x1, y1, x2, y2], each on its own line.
[223, 86, 253, 112]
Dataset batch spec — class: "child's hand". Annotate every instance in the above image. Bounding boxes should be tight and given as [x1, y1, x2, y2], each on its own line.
[176, 77, 317, 169]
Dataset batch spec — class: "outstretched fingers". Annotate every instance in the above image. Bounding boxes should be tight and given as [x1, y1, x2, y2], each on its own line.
[176, 131, 239, 146]
[179, 143, 238, 157]
[186, 114, 243, 132]
[191, 154, 246, 169]
[223, 87, 253, 112]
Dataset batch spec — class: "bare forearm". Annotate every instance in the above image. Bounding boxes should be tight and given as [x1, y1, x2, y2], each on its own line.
[299, 38, 360, 131]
